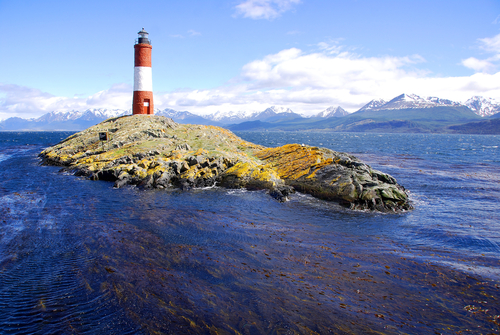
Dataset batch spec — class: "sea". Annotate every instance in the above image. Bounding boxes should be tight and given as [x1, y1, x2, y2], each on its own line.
[0, 131, 499, 335]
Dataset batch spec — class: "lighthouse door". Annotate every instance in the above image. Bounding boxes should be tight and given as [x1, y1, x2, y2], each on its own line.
[143, 100, 150, 114]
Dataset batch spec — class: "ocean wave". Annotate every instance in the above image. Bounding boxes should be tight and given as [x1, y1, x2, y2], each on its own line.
[435, 260, 500, 281]
[0, 153, 13, 163]
[0, 192, 47, 244]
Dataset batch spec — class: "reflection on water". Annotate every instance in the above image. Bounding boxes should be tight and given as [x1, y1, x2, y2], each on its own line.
[0, 132, 499, 334]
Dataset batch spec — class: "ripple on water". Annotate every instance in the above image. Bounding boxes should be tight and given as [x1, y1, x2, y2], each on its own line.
[0, 191, 141, 334]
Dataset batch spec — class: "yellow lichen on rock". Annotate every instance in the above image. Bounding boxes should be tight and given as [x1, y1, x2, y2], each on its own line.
[193, 148, 209, 156]
[224, 161, 280, 186]
[255, 144, 326, 180]
[146, 163, 167, 177]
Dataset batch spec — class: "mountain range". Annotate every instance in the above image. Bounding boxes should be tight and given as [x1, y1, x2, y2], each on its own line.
[1, 94, 499, 134]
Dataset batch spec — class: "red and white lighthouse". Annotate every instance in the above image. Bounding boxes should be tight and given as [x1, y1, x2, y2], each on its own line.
[132, 28, 154, 115]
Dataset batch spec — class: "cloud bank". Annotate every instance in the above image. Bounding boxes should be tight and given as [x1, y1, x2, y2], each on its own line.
[155, 39, 500, 115]
[0, 84, 131, 120]
[3, 35, 500, 119]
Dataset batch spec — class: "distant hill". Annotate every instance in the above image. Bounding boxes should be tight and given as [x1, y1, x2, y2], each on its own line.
[0, 108, 219, 131]
[313, 94, 488, 133]
[229, 120, 275, 131]
[448, 118, 500, 134]
[227, 94, 489, 133]
[1, 93, 499, 133]
[490, 111, 500, 119]
[155, 109, 222, 126]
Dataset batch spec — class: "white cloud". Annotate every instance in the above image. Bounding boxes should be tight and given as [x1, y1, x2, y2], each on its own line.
[240, 48, 426, 91]
[479, 33, 500, 53]
[86, 84, 132, 108]
[188, 29, 201, 36]
[461, 33, 500, 73]
[169, 30, 201, 39]
[462, 57, 495, 73]
[234, 0, 300, 20]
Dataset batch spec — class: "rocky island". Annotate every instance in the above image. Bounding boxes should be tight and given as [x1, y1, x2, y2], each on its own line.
[40, 115, 412, 212]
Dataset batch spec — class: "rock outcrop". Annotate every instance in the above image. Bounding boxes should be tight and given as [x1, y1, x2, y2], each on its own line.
[40, 115, 412, 212]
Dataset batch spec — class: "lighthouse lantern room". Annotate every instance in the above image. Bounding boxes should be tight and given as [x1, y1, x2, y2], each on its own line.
[132, 28, 154, 115]
[137, 28, 150, 44]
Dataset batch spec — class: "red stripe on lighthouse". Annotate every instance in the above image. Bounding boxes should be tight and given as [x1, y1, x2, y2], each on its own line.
[134, 44, 152, 67]
[133, 91, 154, 115]
[133, 29, 154, 115]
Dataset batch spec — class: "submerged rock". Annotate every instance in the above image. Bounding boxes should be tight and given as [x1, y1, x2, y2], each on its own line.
[40, 115, 412, 212]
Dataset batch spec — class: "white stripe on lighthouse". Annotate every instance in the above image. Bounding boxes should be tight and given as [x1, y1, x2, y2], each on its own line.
[133, 67, 153, 91]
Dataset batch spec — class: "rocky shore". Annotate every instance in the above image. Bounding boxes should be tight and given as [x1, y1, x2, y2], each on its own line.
[40, 115, 412, 212]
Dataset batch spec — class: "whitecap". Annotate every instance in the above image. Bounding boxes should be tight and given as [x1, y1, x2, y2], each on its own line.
[0, 153, 13, 163]
[0, 192, 47, 243]
[436, 260, 500, 282]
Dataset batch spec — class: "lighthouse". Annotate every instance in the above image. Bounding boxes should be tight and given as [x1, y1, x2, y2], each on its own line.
[132, 28, 154, 115]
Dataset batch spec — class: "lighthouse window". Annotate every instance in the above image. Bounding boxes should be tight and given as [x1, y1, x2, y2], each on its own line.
[144, 102, 149, 107]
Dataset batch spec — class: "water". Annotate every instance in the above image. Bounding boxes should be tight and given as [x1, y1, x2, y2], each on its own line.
[0, 131, 499, 334]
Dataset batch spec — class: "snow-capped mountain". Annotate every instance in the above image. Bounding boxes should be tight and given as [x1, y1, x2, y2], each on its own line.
[36, 108, 127, 123]
[206, 110, 256, 124]
[254, 106, 301, 122]
[313, 106, 349, 118]
[426, 97, 462, 107]
[464, 96, 500, 117]
[0, 108, 130, 131]
[356, 94, 500, 117]
[2, 93, 499, 131]
[260, 106, 295, 115]
[357, 99, 387, 112]
[372, 93, 463, 111]
[205, 106, 303, 124]
[156, 108, 198, 120]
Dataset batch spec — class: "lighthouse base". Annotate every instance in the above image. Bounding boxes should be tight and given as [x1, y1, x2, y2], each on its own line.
[132, 91, 154, 115]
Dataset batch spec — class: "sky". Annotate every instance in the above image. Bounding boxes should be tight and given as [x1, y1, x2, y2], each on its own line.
[1, 0, 500, 120]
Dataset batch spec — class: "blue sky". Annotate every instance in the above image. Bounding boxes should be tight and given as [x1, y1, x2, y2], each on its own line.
[1, 0, 500, 119]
